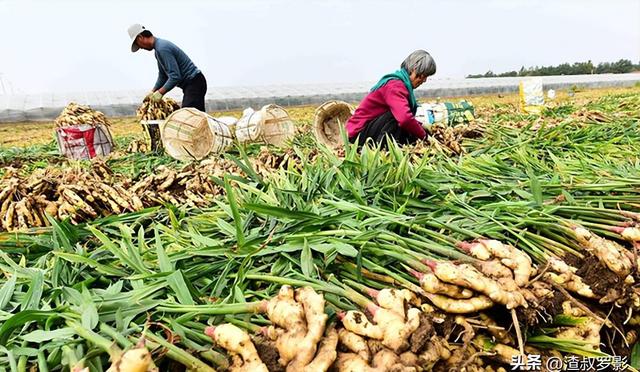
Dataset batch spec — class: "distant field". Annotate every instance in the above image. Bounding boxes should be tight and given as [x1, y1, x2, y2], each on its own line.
[0, 86, 637, 147]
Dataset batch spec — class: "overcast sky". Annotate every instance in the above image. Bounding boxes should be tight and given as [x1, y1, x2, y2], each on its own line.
[0, 0, 638, 94]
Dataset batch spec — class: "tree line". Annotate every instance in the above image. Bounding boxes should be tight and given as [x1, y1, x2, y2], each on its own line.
[467, 59, 640, 78]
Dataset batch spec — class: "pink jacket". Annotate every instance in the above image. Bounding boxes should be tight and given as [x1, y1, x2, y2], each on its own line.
[346, 80, 426, 139]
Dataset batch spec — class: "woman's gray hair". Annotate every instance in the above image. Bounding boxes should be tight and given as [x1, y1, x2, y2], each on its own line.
[401, 50, 436, 77]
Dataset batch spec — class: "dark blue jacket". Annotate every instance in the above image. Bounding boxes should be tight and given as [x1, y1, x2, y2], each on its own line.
[152, 38, 200, 92]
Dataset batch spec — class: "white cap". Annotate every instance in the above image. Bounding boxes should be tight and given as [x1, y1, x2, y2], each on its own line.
[127, 24, 148, 52]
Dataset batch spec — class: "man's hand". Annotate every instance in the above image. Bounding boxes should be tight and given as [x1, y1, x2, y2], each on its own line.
[144, 91, 155, 100]
[150, 91, 163, 102]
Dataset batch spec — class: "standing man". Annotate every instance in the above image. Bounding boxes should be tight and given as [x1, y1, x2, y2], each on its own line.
[128, 24, 207, 111]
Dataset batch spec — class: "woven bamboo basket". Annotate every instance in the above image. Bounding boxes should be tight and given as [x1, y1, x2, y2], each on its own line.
[207, 117, 234, 154]
[161, 108, 216, 161]
[313, 100, 354, 148]
[235, 104, 295, 146]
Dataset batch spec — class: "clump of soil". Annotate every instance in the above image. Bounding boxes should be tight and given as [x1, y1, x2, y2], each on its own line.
[562, 252, 582, 268]
[432, 314, 455, 339]
[254, 337, 284, 372]
[517, 288, 568, 328]
[575, 255, 624, 301]
[410, 314, 434, 353]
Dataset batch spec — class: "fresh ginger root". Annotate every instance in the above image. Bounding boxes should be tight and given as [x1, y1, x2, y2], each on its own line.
[457, 240, 491, 260]
[418, 337, 451, 369]
[474, 335, 520, 366]
[340, 286, 423, 353]
[426, 293, 494, 314]
[426, 260, 527, 309]
[266, 288, 307, 366]
[612, 226, 640, 242]
[458, 239, 533, 286]
[374, 307, 421, 352]
[554, 301, 603, 350]
[303, 327, 339, 372]
[335, 353, 376, 372]
[398, 352, 419, 369]
[106, 340, 153, 372]
[341, 311, 383, 340]
[335, 349, 414, 372]
[205, 324, 269, 372]
[479, 239, 533, 287]
[340, 307, 421, 353]
[374, 288, 416, 319]
[410, 269, 474, 299]
[371, 349, 404, 371]
[479, 313, 513, 344]
[573, 226, 633, 277]
[265, 286, 331, 371]
[545, 272, 596, 298]
[544, 256, 596, 298]
[455, 316, 476, 345]
[339, 329, 371, 361]
[476, 259, 514, 281]
[267, 285, 306, 332]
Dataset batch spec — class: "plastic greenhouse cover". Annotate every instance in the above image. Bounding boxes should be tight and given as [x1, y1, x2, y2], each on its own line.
[0, 73, 638, 122]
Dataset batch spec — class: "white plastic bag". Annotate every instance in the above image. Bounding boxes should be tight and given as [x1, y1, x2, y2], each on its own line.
[416, 103, 447, 127]
[547, 89, 556, 100]
[214, 116, 239, 139]
[519, 78, 545, 113]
